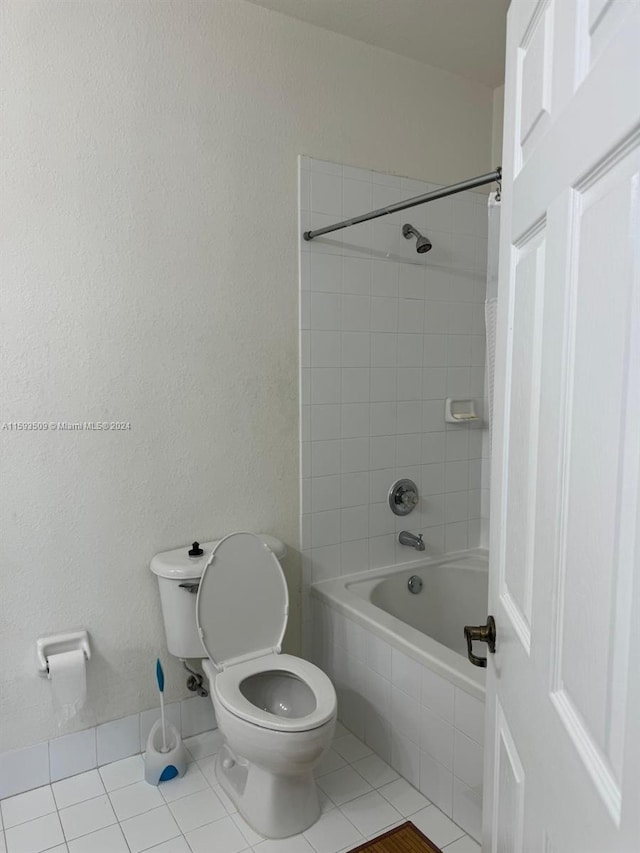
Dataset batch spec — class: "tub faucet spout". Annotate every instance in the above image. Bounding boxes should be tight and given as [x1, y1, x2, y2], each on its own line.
[399, 531, 425, 551]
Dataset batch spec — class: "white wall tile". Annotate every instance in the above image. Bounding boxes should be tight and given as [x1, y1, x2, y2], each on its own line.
[49, 728, 96, 783]
[419, 751, 453, 817]
[370, 298, 398, 333]
[368, 534, 395, 569]
[445, 521, 468, 553]
[0, 742, 50, 800]
[452, 777, 482, 842]
[421, 463, 445, 496]
[390, 731, 420, 789]
[424, 301, 449, 333]
[310, 368, 341, 405]
[310, 331, 342, 367]
[454, 690, 485, 746]
[396, 434, 421, 467]
[301, 158, 488, 588]
[372, 184, 401, 222]
[343, 257, 371, 295]
[422, 334, 447, 366]
[312, 476, 341, 513]
[340, 472, 370, 507]
[370, 402, 397, 437]
[309, 545, 341, 583]
[422, 399, 444, 432]
[398, 300, 424, 334]
[371, 261, 399, 297]
[179, 697, 216, 739]
[311, 440, 341, 477]
[340, 539, 369, 574]
[341, 333, 370, 368]
[343, 164, 372, 183]
[391, 692, 421, 746]
[310, 292, 342, 330]
[397, 334, 423, 367]
[398, 264, 425, 299]
[341, 368, 369, 403]
[453, 731, 484, 789]
[445, 491, 468, 524]
[311, 405, 341, 441]
[420, 707, 454, 770]
[421, 668, 455, 723]
[311, 172, 342, 216]
[341, 404, 370, 439]
[445, 431, 469, 462]
[369, 368, 395, 403]
[396, 401, 421, 433]
[342, 179, 372, 219]
[311, 253, 343, 293]
[397, 367, 422, 401]
[341, 437, 370, 473]
[311, 510, 341, 548]
[422, 367, 447, 399]
[340, 506, 369, 542]
[369, 436, 395, 470]
[342, 295, 371, 332]
[391, 650, 421, 700]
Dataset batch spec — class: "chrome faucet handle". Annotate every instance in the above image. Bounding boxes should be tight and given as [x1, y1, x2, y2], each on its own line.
[389, 478, 420, 516]
[400, 489, 419, 509]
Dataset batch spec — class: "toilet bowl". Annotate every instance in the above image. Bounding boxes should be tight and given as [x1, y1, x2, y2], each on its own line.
[151, 531, 337, 838]
[203, 654, 335, 837]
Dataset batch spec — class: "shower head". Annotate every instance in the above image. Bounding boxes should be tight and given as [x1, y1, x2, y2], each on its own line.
[402, 223, 432, 254]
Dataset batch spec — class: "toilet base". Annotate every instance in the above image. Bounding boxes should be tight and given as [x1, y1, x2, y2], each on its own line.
[215, 744, 321, 839]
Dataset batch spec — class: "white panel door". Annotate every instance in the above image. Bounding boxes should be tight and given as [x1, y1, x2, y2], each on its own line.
[483, 0, 640, 850]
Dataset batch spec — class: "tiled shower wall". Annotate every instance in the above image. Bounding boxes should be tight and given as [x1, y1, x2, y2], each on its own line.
[299, 157, 489, 595]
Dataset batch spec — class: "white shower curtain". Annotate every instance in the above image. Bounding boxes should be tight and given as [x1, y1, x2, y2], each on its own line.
[485, 192, 501, 440]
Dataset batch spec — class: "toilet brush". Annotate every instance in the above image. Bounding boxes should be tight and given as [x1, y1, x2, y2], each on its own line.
[144, 658, 187, 785]
[156, 658, 168, 753]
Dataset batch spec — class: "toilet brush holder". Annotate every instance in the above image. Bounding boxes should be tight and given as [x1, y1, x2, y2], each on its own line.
[144, 719, 187, 786]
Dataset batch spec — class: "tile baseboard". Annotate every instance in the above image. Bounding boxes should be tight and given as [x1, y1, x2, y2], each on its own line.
[0, 696, 216, 800]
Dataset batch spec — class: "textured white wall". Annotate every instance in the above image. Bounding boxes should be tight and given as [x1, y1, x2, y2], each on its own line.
[0, 0, 493, 752]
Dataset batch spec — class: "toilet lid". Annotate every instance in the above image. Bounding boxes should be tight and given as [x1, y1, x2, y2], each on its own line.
[196, 532, 288, 669]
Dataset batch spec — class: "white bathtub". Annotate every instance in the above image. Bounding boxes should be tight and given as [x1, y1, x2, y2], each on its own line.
[309, 549, 487, 840]
[312, 549, 488, 700]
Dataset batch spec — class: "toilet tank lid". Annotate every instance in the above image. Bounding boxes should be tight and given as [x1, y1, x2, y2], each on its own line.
[150, 534, 286, 580]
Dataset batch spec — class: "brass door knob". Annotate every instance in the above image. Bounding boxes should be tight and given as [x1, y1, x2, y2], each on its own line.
[464, 616, 496, 667]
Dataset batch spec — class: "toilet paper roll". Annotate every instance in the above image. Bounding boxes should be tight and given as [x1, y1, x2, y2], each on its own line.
[48, 649, 87, 724]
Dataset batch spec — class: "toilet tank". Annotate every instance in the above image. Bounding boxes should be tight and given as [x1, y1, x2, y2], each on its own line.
[150, 535, 287, 660]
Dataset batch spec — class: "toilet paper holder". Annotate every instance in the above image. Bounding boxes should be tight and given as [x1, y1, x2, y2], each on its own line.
[36, 630, 91, 677]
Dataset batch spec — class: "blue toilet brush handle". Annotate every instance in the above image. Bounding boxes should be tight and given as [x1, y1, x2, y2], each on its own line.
[156, 658, 168, 753]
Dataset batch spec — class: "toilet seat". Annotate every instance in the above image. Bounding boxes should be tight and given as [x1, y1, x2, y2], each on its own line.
[196, 531, 289, 668]
[197, 532, 337, 734]
[204, 655, 336, 732]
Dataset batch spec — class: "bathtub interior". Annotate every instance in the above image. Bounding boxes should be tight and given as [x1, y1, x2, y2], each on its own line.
[348, 553, 489, 657]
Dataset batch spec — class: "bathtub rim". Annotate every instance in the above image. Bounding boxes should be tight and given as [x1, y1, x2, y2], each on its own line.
[311, 548, 487, 702]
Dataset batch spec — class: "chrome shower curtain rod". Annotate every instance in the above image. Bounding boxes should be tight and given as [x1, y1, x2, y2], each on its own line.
[303, 167, 502, 242]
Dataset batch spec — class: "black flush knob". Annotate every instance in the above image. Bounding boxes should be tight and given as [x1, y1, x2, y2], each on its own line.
[188, 541, 203, 557]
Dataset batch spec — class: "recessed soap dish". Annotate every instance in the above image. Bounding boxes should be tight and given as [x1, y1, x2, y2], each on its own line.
[445, 398, 479, 423]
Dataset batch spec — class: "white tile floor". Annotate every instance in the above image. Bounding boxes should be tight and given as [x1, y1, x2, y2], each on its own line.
[0, 724, 479, 853]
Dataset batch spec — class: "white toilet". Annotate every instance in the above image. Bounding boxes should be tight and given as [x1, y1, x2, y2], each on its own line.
[150, 532, 337, 838]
